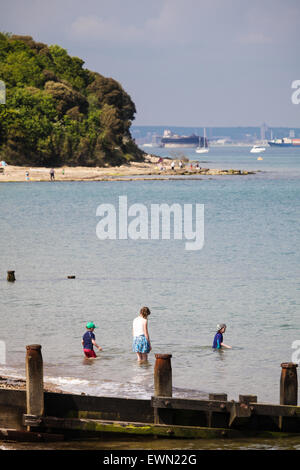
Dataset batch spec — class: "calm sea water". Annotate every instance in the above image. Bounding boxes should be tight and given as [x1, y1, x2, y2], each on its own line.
[0, 146, 300, 449]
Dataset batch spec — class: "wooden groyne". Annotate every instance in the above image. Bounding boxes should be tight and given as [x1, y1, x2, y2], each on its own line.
[0, 347, 299, 442]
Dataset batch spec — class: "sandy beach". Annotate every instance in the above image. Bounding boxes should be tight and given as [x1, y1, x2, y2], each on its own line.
[0, 155, 253, 182]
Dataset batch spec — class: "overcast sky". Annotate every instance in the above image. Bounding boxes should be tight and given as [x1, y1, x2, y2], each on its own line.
[1, 0, 300, 127]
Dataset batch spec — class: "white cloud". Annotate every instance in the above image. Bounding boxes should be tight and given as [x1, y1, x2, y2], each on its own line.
[71, 0, 296, 49]
[70, 15, 141, 43]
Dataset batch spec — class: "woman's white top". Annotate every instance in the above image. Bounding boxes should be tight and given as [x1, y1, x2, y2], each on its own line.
[133, 316, 145, 337]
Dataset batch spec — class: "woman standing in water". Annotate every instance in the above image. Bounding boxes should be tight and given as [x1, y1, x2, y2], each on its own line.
[132, 306, 152, 362]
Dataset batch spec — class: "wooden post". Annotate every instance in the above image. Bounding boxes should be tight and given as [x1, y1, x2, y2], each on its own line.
[154, 354, 172, 425]
[7, 271, 15, 282]
[154, 354, 172, 397]
[25, 345, 44, 430]
[279, 363, 298, 431]
[280, 363, 298, 405]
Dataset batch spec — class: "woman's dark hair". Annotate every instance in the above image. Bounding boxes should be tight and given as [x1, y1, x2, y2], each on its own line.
[140, 306, 151, 318]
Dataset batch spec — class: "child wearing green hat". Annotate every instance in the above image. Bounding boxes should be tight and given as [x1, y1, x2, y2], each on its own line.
[82, 322, 103, 358]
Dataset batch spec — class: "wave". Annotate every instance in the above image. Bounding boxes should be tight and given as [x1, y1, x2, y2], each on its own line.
[0, 365, 206, 400]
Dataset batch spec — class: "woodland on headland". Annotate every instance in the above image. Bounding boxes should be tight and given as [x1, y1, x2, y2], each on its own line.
[0, 33, 145, 167]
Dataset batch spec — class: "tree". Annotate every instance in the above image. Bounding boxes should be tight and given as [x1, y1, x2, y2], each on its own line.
[0, 33, 145, 167]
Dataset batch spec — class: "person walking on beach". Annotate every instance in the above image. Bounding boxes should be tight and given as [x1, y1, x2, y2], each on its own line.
[212, 324, 232, 349]
[132, 306, 152, 362]
[82, 322, 102, 358]
[50, 168, 55, 181]
[171, 161, 175, 170]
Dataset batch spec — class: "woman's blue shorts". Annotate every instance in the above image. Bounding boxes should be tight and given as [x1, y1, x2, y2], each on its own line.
[132, 334, 150, 353]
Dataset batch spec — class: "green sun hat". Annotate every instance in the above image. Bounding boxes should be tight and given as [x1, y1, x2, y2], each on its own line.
[86, 322, 98, 329]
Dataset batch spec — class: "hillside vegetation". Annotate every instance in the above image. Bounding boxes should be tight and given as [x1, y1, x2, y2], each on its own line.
[0, 33, 144, 166]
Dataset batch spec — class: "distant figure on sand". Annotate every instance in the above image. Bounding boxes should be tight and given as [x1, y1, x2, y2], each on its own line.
[82, 322, 102, 358]
[171, 161, 175, 170]
[25, 171, 29, 181]
[132, 306, 152, 362]
[212, 324, 232, 349]
[50, 168, 55, 181]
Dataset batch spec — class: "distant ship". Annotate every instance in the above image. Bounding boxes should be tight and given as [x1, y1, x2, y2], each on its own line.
[268, 138, 300, 147]
[161, 129, 200, 148]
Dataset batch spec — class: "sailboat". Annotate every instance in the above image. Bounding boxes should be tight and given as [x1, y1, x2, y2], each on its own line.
[196, 128, 209, 153]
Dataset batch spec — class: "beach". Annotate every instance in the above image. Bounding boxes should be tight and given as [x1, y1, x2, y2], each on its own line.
[0, 155, 252, 182]
[0, 375, 62, 393]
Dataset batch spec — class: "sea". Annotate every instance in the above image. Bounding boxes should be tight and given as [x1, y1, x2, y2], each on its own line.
[0, 144, 300, 450]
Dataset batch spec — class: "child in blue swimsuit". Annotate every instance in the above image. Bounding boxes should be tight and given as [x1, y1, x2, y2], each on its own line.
[212, 324, 232, 349]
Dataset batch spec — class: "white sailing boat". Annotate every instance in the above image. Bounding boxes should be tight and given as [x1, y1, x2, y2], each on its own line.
[196, 128, 209, 153]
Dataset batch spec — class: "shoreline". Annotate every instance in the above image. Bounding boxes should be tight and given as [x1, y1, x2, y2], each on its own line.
[0, 156, 255, 182]
[0, 375, 63, 394]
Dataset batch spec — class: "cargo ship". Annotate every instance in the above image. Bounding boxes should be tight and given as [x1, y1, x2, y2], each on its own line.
[268, 138, 300, 147]
[160, 129, 200, 148]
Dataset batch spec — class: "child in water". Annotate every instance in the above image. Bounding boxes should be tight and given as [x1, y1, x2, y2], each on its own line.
[82, 322, 102, 358]
[212, 324, 232, 349]
[132, 306, 152, 362]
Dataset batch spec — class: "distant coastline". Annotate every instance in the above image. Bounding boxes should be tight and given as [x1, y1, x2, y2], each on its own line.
[132, 125, 300, 147]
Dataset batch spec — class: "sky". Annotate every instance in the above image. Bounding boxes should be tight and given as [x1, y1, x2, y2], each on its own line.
[0, 0, 300, 127]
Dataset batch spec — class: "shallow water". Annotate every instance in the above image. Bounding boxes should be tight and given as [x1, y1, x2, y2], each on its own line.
[0, 146, 300, 415]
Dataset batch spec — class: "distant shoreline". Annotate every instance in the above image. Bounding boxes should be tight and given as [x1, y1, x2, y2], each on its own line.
[0, 156, 254, 182]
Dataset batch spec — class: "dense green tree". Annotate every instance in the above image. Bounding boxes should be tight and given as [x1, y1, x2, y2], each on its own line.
[0, 34, 144, 166]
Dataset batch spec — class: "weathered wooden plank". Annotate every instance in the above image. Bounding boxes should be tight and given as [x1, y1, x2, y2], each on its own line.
[0, 389, 26, 407]
[44, 392, 154, 423]
[23, 415, 300, 440]
[239, 395, 257, 404]
[0, 427, 63, 442]
[24, 415, 243, 439]
[0, 390, 26, 430]
[151, 396, 230, 413]
[152, 396, 300, 420]
[252, 403, 300, 418]
[209, 393, 228, 401]
[229, 403, 252, 428]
